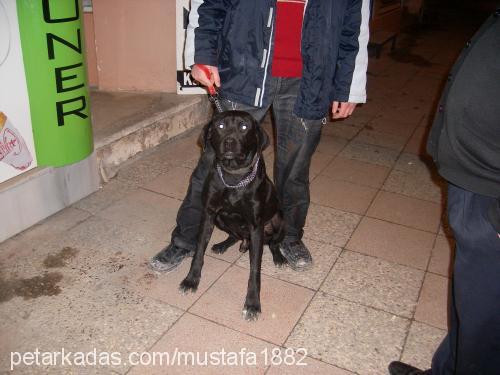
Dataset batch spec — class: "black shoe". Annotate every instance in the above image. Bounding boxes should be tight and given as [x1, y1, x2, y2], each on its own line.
[388, 361, 429, 375]
[279, 239, 313, 271]
[149, 243, 194, 273]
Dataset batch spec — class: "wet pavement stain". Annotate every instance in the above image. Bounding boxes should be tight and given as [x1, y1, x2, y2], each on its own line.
[43, 246, 79, 268]
[0, 272, 63, 303]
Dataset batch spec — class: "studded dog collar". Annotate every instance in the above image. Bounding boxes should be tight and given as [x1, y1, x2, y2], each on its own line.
[216, 156, 260, 189]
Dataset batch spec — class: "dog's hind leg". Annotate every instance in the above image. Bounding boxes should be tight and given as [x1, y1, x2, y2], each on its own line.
[179, 214, 214, 294]
[239, 239, 249, 253]
[266, 213, 286, 268]
[269, 243, 287, 268]
[212, 235, 238, 254]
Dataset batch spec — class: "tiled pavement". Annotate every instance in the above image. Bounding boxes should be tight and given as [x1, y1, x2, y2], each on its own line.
[0, 23, 476, 375]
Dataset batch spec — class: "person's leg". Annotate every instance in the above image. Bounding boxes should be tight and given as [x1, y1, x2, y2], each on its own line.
[271, 77, 324, 270]
[150, 98, 270, 272]
[149, 146, 214, 272]
[390, 184, 500, 375]
[432, 184, 500, 375]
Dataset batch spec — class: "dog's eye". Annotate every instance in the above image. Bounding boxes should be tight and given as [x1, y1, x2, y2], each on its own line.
[218, 123, 225, 129]
[239, 123, 248, 131]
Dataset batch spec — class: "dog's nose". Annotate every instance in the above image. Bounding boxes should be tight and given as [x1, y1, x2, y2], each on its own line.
[224, 137, 236, 150]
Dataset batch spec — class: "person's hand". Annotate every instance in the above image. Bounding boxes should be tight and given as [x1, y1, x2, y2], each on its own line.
[191, 64, 221, 89]
[332, 101, 357, 119]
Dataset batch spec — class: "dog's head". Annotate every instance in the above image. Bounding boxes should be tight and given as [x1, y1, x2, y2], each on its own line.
[201, 111, 269, 170]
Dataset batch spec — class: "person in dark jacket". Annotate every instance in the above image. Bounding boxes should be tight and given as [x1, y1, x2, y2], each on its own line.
[150, 0, 370, 272]
[389, 9, 500, 375]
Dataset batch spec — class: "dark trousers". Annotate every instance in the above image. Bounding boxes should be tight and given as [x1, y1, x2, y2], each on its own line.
[432, 184, 500, 375]
[171, 77, 324, 251]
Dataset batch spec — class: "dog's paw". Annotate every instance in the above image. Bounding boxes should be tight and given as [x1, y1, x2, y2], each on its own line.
[273, 258, 288, 269]
[211, 243, 228, 254]
[179, 278, 199, 294]
[272, 253, 288, 269]
[242, 304, 261, 321]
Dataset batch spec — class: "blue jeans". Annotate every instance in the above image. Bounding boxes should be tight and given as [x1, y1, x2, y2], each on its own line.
[171, 77, 325, 250]
[431, 184, 500, 375]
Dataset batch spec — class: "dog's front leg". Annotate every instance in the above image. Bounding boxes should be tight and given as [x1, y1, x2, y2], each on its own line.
[179, 213, 214, 294]
[243, 225, 264, 321]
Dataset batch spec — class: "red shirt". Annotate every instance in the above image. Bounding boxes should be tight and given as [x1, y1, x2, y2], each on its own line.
[271, 0, 306, 78]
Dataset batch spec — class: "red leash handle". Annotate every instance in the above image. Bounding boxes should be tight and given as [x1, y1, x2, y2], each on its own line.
[194, 64, 217, 95]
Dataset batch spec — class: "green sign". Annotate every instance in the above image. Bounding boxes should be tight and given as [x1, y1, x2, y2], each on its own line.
[17, 0, 93, 167]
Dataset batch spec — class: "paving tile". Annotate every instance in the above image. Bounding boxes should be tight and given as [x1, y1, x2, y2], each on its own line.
[22, 215, 165, 284]
[404, 126, 430, 155]
[428, 235, 455, 279]
[315, 135, 348, 157]
[189, 266, 314, 345]
[304, 204, 361, 248]
[383, 169, 445, 203]
[322, 122, 362, 140]
[309, 152, 335, 179]
[414, 273, 450, 330]
[286, 293, 409, 375]
[367, 191, 442, 233]
[23, 207, 92, 243]
[354, 129, 409, 152]
[128, 313, 274, 375]
[310, 176, 378, 215]
[143, 166, 193, 200]
[365, 116, 418, 137]
[73, 178, 138, 214]
[404, 76, 445, 101]
[340, 109, 376, 126]
[116, 145, 188, 187]
[388, 95, 433, 115]
[1, 215, 143, 274]
[321, 251, 424, 318]
[236, 239, 341, 290]
[321, 157, 390, 189]
[385, 106, 425, 125]
[368, 108, 424, 129]
[346, 218, 435, 270]
[349, 103, 381, 120]
[144, 130, 203, 171]
[0, 280, 182, 374]
[267, 355, 354, 375]
[110, 255, 231, 310]
[0, 207, 91, 269]
[339, 142, 399, 167]
[401, 321, 446, 371]
[393, 153, 436, 176]
[97, 189, 181, 241]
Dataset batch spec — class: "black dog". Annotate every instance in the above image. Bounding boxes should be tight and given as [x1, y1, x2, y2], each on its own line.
[179, 111, 286, 320]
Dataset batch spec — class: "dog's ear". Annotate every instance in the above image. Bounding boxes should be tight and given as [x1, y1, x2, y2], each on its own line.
[198, 121, 212, 151]
[258, 124, 270, 151]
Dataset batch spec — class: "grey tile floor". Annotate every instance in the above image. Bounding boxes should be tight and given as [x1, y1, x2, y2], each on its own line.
[0, 23, 475, 375]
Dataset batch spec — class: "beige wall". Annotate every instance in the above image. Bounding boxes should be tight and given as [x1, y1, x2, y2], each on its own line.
[91, 0, 177, 92]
